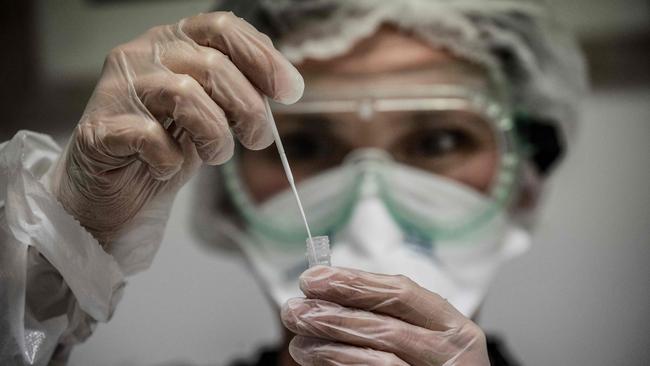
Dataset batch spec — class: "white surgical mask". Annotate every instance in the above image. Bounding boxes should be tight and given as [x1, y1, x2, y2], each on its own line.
[218, 156, 530, 317]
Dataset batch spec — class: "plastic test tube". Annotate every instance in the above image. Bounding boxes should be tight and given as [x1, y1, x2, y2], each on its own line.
[306, 236, 331, 267]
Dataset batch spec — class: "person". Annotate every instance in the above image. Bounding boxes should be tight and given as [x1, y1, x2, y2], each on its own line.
[0, 0, 586, 365]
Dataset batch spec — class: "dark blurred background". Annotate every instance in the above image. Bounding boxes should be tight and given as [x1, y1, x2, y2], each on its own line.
[2, 0, 649, 140]
[1, 1, 649, 365]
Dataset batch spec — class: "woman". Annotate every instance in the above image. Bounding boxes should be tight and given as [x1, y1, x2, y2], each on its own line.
[0, 1, 585, 365]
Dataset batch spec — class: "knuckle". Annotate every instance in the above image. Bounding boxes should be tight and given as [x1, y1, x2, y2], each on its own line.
[394, 274, 414, 285]
[141, 121, 161, 140]
[107, 38, 144, 59]
[106, 45, 128, 63]
[174, 73, 200, 90]
[154, 152, 184, 175]
[201, 49, 228, 70]
[74, 122, 96, 152]
[145, 24, 166, 36]
[75, 118, 118, 158]
[258, 31, 274, 47]
[390, 324, 418, 349]
[170, 74, 201, 98]
[210, 11, 236, 34]
[77, 115, 106, 139]
[394, 275, 418, 305]
[447, 320, 486, 351]
[200, 51, 228, 90]
[466, 321, 486, 341]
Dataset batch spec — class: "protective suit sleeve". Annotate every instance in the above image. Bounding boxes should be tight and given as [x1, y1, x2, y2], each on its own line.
[0, 130, 125, 366]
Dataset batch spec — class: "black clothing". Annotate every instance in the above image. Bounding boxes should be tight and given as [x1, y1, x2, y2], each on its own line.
[230, 335, 520, 366]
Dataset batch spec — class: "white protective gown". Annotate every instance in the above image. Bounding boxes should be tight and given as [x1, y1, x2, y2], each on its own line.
[0, 131, 125, 366]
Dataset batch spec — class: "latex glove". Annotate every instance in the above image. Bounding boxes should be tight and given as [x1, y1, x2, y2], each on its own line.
[282, 266, 490, 366]
[50, 12, 303, 246]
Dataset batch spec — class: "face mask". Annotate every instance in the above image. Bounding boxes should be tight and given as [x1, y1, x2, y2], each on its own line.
[218, 157, 530, 317]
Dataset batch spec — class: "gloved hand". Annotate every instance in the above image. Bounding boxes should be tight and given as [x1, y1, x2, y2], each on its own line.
[50, 12, 303, 246]
[282, 266, 490, 366]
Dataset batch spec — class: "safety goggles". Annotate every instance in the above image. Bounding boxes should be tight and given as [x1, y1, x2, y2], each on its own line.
[222, 85, 521, 245]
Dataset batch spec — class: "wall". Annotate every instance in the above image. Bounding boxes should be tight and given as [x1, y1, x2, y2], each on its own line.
[38, 0, 650, 82]
[27, 0, 650, 365]
[481, 88, 650, 365]
[38, 0, 214, 82]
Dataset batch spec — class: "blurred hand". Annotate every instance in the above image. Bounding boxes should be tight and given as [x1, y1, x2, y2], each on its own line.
[282, 266, 490, 365]
[51, 11, 303, 246]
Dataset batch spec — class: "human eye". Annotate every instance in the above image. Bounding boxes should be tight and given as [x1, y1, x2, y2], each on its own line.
[393, 111, 493, 171]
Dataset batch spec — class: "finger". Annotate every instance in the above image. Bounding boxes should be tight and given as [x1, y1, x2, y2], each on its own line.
[179, 11, 304, 104]
[299, 266, 467, 331]
[282, 298, 467, 366]
[134, 72, 234, 164]
[78, 114, 183, 180]
[289, 336, 409, 366]
[160, 44, 273, 150]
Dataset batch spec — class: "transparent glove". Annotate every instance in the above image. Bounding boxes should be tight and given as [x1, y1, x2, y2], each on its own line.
[50, 11, 304, 248]
[282, 266, 490, 366]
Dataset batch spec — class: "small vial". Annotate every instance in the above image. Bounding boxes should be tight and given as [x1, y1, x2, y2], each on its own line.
[306, 236, 331, 267]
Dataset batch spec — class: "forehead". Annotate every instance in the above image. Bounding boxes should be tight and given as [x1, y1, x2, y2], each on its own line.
[296, 26, 491, 93]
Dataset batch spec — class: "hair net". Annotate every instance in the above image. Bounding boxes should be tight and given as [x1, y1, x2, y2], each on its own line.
[217, 0, 587, 171]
